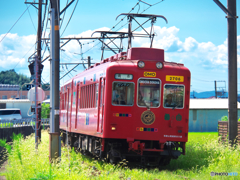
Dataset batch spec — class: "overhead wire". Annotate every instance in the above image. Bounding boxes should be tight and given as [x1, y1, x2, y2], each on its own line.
[13, 43, 36, 70]
[140, 0, 164, 14]
[60, 0, 69, 29]
[26, 5, 37, 32]
[60, 0, 79, 37]
[41, 3, 51, 60]
[49, 0, 165, 77]
[0, 5, 31, 44]
[192, 78, 215, 82]
[78, 0, 165, 56]
[71, 1, 141, 58]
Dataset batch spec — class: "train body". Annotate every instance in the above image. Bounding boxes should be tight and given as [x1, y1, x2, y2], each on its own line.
[60, 47, 191, 165]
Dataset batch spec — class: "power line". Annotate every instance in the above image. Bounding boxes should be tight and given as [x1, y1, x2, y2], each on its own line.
[192, 78, 214, 82]
[13, 43, 36, 70]
[76, 0, 165, 56]
[60, 0, 79, 37]
[140, 0, 164, 14]
[41, 4, 51, 59]
[0, 5, 30, 44]
[41, 0, 48, 34]
[60, 0, 69, 29]
[27, 5, 37, 32]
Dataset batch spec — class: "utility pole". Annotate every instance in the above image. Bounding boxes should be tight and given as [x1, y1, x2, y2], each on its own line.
[49, 0, 61, 161]
[214, 0, 238, 145]
[26, 0, 44, 145]
[215, 80, 217, 98]
[37, 0, 43, 142]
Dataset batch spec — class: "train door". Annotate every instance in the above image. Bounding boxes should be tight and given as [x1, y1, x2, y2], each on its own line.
[97, 78, 105, 133]
[75, 84, 80, 129]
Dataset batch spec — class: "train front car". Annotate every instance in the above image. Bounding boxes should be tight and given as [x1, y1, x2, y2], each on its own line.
[104, 47, 191, 166]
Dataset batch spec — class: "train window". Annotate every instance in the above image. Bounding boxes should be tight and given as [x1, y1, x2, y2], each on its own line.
[64, 93, 67, 110]
[96, 83, 99, 108]
[73, 92, 76, 108]
[83, 87, 86, 108]
[69, 93, 71, 109]
[92, 84, 95, 107]
[138, 79, 160, 107]
[87, 86, 89, 108]
[80, 87, 83, 108]
[163, 84, 184, 108]
[78, 88, 81, 110]
[112, 82, 134, 106]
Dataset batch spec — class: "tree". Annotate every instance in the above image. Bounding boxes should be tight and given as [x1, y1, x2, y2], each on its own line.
[0, 69, 31, 90]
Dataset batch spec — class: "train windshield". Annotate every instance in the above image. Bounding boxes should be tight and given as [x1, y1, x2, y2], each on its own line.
[138, 79, 160, 107]
[163, 84, 184, 108]
[112, 82, 134, 106]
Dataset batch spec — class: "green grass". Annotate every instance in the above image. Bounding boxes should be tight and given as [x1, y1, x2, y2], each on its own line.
[1, 132, 239, 180]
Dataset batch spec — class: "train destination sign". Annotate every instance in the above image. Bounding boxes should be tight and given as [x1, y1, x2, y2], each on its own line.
[139, 80, 159, 84]
[166, 75, 184, 82]
[115, 74, 133, 80]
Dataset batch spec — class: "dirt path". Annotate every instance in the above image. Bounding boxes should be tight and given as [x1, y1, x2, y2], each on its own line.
[0, 147, 7, 180]
[0, 160, 7, 180]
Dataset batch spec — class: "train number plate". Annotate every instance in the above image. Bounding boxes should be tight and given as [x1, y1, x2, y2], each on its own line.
[166, 75, 184, 82]
[144, 72, 156, 77]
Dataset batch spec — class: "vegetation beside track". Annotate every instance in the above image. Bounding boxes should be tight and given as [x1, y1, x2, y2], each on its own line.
[0, 131, 239, 180]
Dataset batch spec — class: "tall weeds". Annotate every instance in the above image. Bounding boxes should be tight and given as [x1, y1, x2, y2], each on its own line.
[0, 132, 239, 180]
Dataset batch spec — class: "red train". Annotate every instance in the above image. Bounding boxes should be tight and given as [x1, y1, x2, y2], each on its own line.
[60, 46, 191, 166]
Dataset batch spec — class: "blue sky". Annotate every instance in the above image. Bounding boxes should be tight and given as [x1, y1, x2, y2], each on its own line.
[0, 0, 239, 93]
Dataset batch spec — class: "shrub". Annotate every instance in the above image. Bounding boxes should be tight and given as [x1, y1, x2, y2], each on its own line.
[41, 103, 50, 118]
[221, 116, 240, 121]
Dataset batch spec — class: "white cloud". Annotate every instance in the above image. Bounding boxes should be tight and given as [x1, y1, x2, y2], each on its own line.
[62, 27, 110, 61]
[132, 25, 239, 68]
[0, 33, 36, 70]
[0, 26, 239, 85]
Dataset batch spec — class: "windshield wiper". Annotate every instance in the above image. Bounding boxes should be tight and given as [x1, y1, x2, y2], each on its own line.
[144, 100, 150, 110]
[172, 104, 179, 110]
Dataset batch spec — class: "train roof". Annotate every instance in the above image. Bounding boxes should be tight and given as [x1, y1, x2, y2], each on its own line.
[61, 47, 189, 87]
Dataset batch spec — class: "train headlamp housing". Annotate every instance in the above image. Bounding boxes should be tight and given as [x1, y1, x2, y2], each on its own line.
[156, 62, 163, 69]
[138, 61, 145, 68]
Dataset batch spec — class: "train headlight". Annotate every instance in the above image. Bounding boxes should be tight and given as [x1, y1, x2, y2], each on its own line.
[138, 61, 145, 68]
[156, 62, 163, 69]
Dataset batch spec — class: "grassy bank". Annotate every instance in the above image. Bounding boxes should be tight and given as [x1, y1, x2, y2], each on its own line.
[1, 131, 239, 180]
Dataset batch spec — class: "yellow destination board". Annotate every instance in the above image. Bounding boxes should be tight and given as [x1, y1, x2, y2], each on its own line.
[144, 72, 156, 77]
[166, 75, 184, 82]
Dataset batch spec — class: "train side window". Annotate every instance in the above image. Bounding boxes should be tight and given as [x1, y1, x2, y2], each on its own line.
[64, 93, 67, 109]
[112, 82, 134, 106]
[95, 83, 99, 108]
[163, 84, 184, 108]
[92, 84, 95, 108]
[80, 87, 83, 109]
[138, 79, 160, 107]
[90, 84, 93, 108]
[83, 87, 86, 108]
[78, 88, 81, 110]
[69, 93, 71, 109]
[86, 86, 89, 108]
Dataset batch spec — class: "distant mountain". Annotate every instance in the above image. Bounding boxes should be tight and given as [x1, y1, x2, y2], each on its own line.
[190, 90, 228, 99]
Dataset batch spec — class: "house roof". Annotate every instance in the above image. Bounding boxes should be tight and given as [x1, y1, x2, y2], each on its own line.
[0, 99, 30, 103]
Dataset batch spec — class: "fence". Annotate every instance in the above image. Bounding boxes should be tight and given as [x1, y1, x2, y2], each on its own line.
[218, 121, 240, 144]
[0, 119, 50, 142]
[0, 118, 49, 128]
